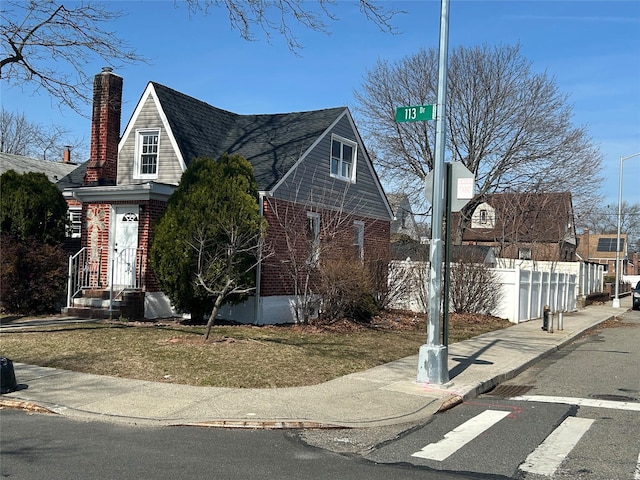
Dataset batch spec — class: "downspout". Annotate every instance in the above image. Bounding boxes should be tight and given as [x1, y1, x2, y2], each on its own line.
[254, 193, 265, 325]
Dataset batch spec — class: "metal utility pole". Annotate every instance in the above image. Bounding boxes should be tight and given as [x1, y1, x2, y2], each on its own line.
[417, 0, 450, 385]
[613, 152, 640, 308]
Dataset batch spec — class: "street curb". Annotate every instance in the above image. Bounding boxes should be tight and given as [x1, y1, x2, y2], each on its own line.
[178, 420, 346, 429]
[457, 314, 617, 402]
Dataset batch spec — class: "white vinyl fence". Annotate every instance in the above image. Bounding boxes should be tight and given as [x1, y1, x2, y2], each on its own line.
[491, 267, 576, 323]
[390, 260, 601, 324]
[495, 259, 604, 298]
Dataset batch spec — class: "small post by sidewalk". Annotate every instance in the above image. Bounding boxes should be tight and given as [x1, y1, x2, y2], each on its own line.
[542, 305, 550, 331]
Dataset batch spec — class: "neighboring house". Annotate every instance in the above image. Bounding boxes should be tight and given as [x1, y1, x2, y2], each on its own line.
[64, 68, 392, 323]
[387, 193, 420, 241]
[629, 251, 639, 276]
[458, 192, 577, 263]
[0, 151, 85, 244]
[576, 229, 630, 276]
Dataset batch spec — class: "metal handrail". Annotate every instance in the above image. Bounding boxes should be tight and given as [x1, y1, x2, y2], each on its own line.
[67, 247, 143, 308]
[67, 247, 102, 307]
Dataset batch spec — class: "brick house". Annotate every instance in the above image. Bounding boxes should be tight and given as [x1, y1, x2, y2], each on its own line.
[458, 192, 577, 262]
[64, 68, 392, 323]
[576, 229, 631, 276]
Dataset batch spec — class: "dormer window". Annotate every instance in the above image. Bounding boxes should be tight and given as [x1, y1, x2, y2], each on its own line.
[134, 129, 160, 179]
[330, 135, 357, 182]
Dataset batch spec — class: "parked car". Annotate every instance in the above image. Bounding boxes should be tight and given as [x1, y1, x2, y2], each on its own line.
[633, 281, 640, 310]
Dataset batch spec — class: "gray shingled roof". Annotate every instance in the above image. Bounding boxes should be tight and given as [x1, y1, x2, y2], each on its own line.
[0, 152, 82, 189]
[56, 162, 87, 190]
[152, 83, 347, 190]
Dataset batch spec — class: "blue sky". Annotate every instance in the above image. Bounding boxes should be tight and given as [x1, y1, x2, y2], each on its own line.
[3, 0, 639, 205]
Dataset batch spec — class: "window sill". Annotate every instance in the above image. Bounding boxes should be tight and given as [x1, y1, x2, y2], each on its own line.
[329, 173, 355, 184]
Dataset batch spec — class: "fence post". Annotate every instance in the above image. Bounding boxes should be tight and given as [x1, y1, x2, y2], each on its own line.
[526, 269, 533, 322]
[514, 265, 521, 323]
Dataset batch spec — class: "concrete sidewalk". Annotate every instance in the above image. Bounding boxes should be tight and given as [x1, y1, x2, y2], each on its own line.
[0, 298, 630, 429]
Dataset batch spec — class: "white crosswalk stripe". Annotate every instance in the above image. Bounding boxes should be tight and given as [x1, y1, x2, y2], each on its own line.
[411, 409, 511, 461]
[518, 416, 594, 476]
[512, 395, 640, 412]
[408, 406, 639, 478]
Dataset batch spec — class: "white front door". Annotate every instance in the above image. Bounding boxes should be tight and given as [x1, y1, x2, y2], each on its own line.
[110, 206, 140, 288]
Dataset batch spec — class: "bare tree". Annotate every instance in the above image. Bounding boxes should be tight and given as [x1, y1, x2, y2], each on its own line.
[2, 1, 400, 113]
[263, 166, 391, 324]
[578, 200, 640, 250]
[354, 44, 603, 229]
[192, 222, 267, 341]
[0, 108, 86, 160]
[381, 259, 430, 314]
[263, 196, 320, 323]
[183, 0, 401, 52]
[449, 257, 502, 315]
[1, 0, 143, 113]
[264, 184, 356, 324]
[0, 109, 33, 155]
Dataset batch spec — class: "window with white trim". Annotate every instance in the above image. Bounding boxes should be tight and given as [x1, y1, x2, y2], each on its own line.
[135, 129, 160, 179]
[353, 221, 364, 261]
[307, 212, 320, 264]
[519, 247, 532, 260]
[67, 208, 82, 238]
[330, 135, 357, 182]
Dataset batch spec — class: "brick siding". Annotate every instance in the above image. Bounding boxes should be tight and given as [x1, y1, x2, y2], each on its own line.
[261, 197, 390, 297]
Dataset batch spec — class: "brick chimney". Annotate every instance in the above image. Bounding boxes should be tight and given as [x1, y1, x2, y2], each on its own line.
[84, 67, 122, 186]
[62, 146, 74, 164]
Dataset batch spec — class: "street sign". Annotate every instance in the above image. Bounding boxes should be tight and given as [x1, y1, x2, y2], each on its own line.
[424, 161, 475, 212]
[395, 104, 435, 123]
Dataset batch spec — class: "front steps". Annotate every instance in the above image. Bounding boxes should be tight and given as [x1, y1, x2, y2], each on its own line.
[63, 289, 145, 320]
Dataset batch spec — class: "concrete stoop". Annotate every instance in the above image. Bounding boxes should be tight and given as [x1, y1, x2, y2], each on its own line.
[63, 289, 144, 320]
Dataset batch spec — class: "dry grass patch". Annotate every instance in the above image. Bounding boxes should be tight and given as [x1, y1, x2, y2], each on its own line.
[0, 312, 511, 388]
